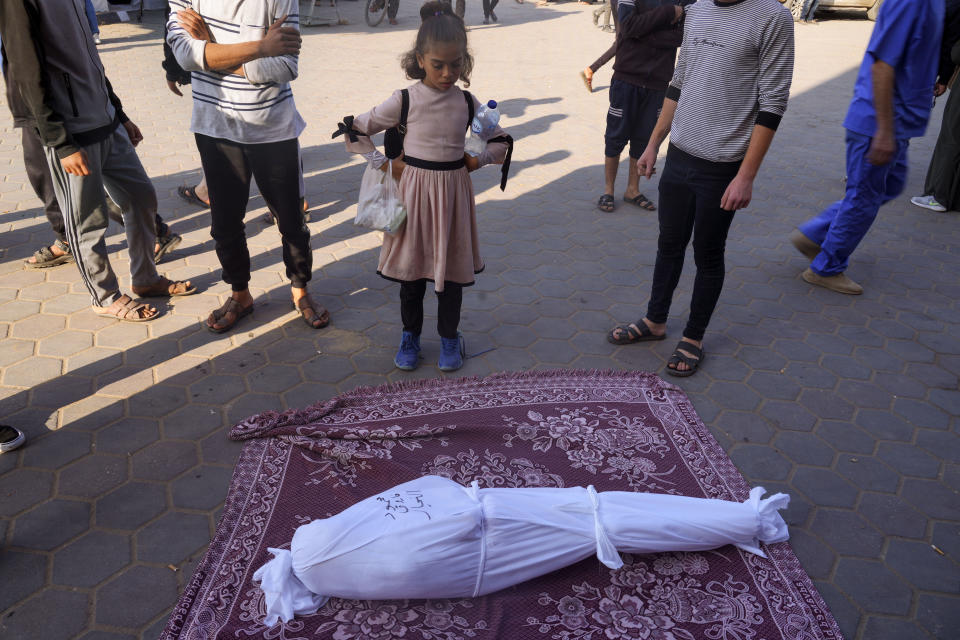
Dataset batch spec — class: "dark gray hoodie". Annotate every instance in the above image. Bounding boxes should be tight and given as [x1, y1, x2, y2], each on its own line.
[0, 0, 128, 158]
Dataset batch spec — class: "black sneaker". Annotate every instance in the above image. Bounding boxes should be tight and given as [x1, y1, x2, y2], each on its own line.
[0, 425, 26, 453]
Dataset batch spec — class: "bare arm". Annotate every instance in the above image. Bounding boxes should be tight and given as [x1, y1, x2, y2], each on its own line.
[636, 97, 678, 178]
[868, 59, 896, 166]
[175, 10, 300, 77]
[720, 124, 775, 211]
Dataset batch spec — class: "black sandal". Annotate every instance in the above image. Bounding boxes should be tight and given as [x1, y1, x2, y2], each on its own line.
[154, 232, 182, 264]
[177, 184, 209, 208]
[666, 341, 704, 377]
[607, 321, 665, 345]
[598, 194, 615, 212]
[623, 193, 657, 211]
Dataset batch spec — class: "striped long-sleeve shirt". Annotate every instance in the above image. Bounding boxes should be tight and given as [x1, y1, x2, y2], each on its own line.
[667, 0, 794, 163]
[166, 0, 306, 144]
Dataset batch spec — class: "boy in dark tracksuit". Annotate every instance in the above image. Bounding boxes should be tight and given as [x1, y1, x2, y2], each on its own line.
[598, 0, 684, 214]
[0, 0, 194, 320]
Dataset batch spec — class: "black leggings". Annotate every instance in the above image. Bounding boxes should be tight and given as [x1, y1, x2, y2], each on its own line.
[646, 144, 740, 342]
[400, 280, 462, 339]
[196, 134, 311, 291]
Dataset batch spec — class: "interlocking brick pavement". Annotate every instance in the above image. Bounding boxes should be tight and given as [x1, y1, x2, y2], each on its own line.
[0, 5, 958, 640]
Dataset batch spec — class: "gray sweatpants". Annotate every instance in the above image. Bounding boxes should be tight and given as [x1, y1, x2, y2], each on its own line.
[45, 126, 159, 306]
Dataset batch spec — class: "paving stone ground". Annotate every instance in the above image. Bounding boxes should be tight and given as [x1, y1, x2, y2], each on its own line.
[1, 5, 958, 640]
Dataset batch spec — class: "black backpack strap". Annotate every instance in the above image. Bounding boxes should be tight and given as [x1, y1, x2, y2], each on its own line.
[399, 88, 410, 135]
[384, 89, 410, 159]
[463, 89, 474, 131]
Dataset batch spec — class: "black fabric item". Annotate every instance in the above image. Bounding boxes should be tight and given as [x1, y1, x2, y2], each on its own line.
[196, 134, 312, 291]
[646, 144, 740, 342]
[162, 7, 192, 84]
[482, 0, 500, 17]
[938, 0, 960, 84]
[924, 80, 960, 210]
[400, 280, 463, 338]
[332, 116, 364, 142]
[755, 111, 782, 131]
[404, 156, 466, 170]
[486, 134, 514, 190]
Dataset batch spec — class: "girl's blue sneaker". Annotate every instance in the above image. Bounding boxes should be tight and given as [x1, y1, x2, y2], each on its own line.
[394, 331, 421, 370]
[438, 334, 464, 372]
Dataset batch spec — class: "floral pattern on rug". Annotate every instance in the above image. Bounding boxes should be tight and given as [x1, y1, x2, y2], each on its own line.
[162, 371, 843, 640]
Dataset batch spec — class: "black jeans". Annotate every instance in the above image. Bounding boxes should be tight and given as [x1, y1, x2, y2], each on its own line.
[483, 0, 499, 17]
[646, 144, 741, 342]
[400, 280, 462, 339]
[196, 134, 311, 291]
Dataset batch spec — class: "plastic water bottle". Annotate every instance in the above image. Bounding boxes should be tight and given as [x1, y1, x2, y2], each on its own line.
[464, 100, 500, 157]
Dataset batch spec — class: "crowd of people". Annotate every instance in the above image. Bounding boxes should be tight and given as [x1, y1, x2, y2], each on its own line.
[0, 0, 957, 454]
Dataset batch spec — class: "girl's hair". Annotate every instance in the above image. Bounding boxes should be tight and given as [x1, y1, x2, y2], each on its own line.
[400, 1, 474, 87]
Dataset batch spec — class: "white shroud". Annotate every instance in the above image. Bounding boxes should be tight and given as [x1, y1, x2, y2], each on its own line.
[255, 475, 790, 626]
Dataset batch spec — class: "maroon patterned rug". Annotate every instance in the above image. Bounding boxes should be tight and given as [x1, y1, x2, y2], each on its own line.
[161, 370, 843, 640]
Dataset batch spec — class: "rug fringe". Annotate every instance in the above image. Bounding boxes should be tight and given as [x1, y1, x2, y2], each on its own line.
[230, 369, 676, 441]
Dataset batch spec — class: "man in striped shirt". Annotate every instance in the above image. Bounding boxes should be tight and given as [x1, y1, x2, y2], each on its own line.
[607, 0, 794, 377]
[168, 1, 330, 333]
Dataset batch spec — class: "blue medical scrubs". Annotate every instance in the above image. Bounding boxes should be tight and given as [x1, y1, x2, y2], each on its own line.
[799, 0, 943, 276]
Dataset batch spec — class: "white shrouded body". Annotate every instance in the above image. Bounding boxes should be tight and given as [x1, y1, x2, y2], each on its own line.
[255, 475, 790, 626]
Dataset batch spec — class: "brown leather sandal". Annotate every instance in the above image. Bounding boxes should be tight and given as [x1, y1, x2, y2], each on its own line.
[132, 277, 197, 298]
[207, 298, 253, 334]
[294, 296, 330, 329]
[93, 294, 159, 322]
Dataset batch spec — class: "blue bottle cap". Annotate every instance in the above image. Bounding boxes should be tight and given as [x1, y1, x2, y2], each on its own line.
[487, 100, 497, 109]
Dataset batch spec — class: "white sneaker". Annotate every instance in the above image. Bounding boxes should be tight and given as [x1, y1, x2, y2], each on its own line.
[93, 34, 102, 45]
[911, 195, 946, 212]
[0, 425, 26, 453]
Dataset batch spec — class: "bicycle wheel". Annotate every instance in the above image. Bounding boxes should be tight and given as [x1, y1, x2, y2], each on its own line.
[366, 0, 388, 26]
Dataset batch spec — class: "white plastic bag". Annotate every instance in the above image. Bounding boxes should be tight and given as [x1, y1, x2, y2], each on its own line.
[354, 152, 406, 234]
[255, 476, 790, 626]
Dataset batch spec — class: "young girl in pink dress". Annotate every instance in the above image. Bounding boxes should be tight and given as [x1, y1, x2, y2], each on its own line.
[342, 1, 509, 372]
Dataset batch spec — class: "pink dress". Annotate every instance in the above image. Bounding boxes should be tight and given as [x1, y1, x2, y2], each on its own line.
[347, 82, 508, 291]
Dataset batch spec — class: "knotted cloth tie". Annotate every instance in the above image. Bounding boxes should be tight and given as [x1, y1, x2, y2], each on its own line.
[587, 485, 623, 569]
[332, 116, 365, 143]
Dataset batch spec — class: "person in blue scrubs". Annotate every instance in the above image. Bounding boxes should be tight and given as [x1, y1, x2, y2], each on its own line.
[790, 0, 944, 295]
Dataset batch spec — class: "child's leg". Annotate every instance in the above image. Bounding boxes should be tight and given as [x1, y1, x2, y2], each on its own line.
[400, 280, 427, 335]
[436, 283, 463, 339]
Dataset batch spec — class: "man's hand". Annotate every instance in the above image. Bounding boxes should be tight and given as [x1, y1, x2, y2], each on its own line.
[61, 150, 90, 176]
[258, 15, 301, 58]
[636, 145, 658, 179]
[178, 9, 214, 42]
[934, 82, 947, 97]
[720, 174, 753, 211]
[123, 121, 144, 147]
[464, 154, 480, 172]
[166, 80, 183, 96]
[867, 131, 896, 166]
